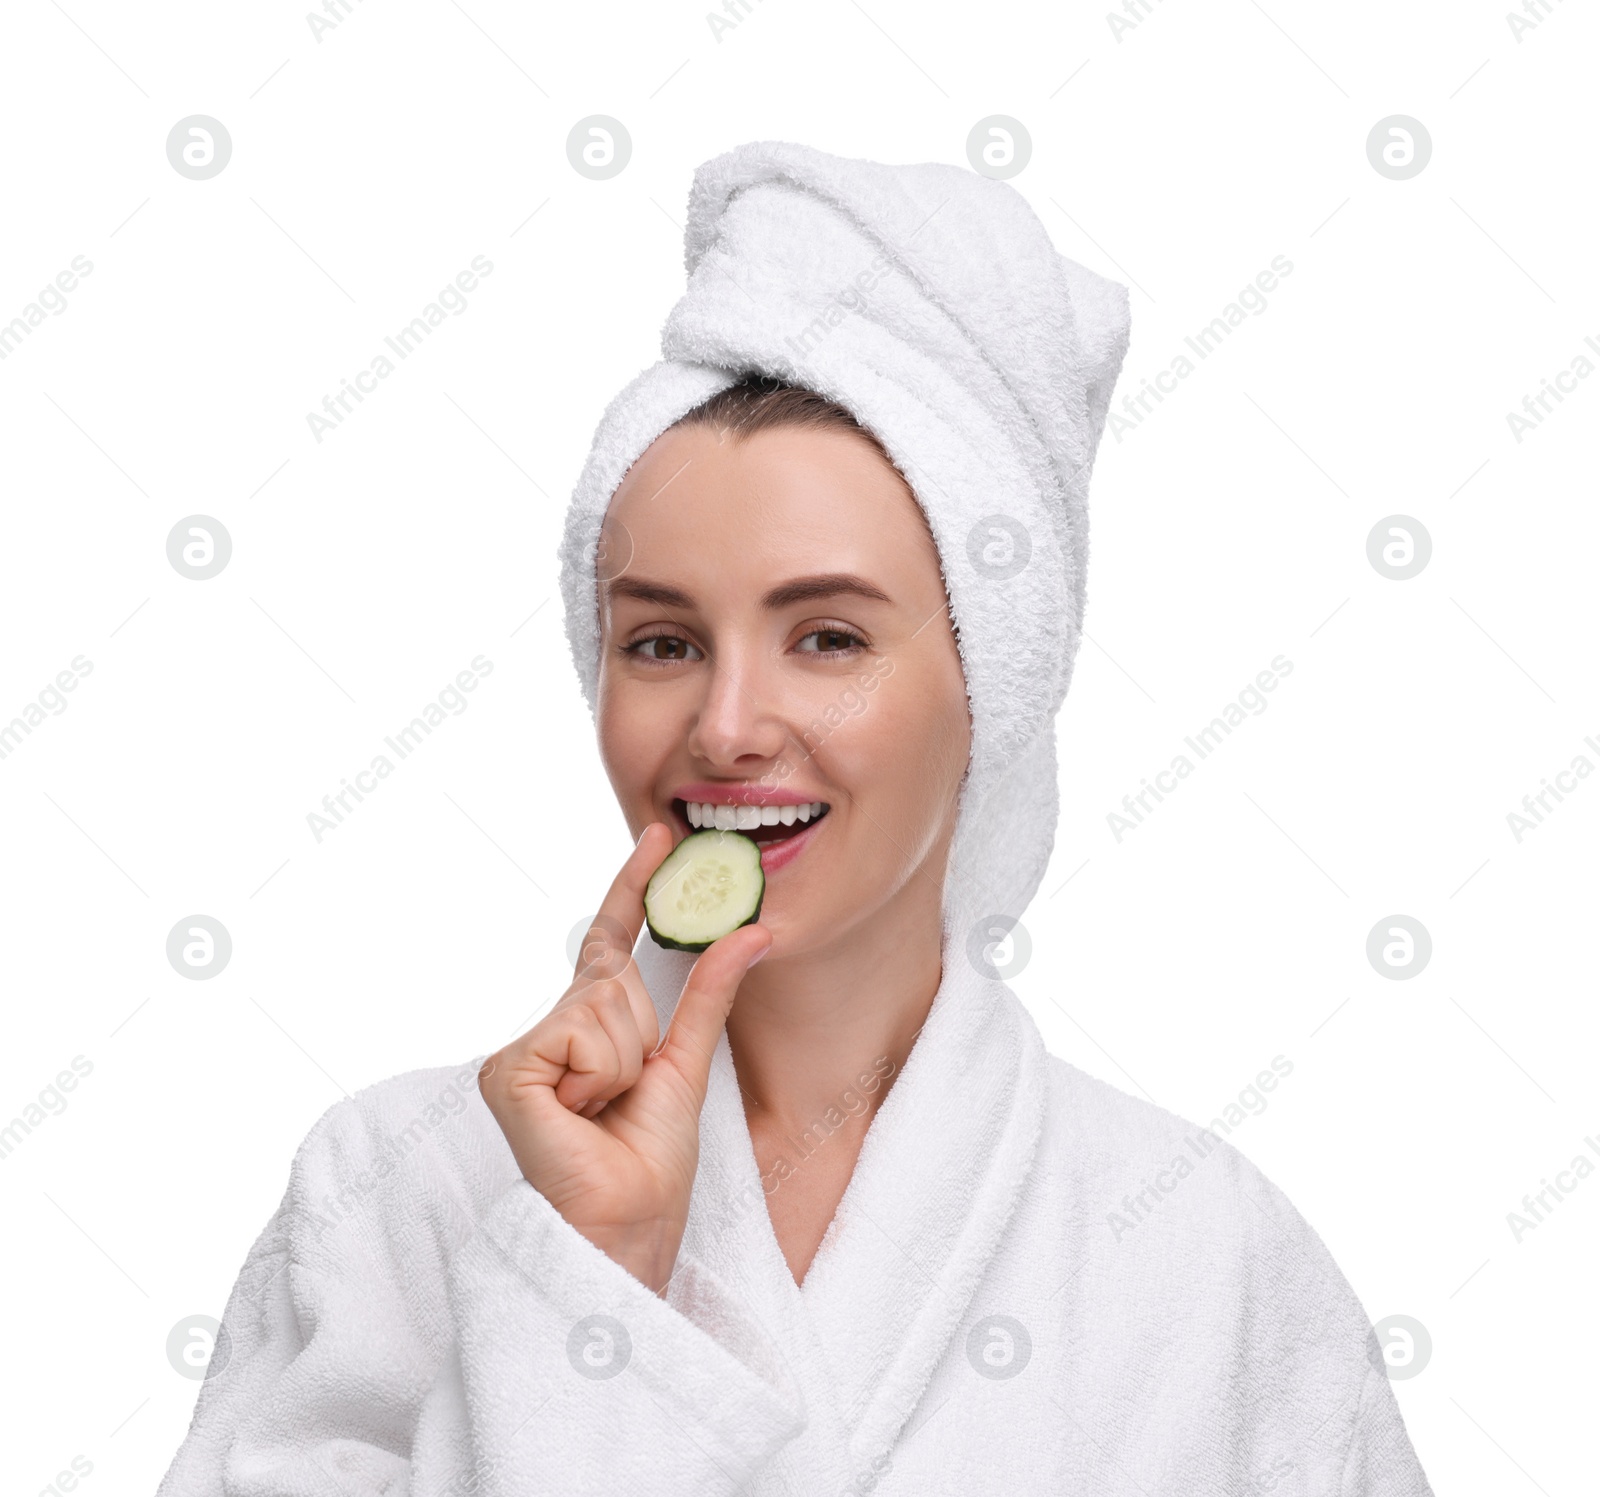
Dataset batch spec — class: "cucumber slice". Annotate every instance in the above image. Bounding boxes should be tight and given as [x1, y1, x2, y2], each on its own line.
[644, 829, 765, 952]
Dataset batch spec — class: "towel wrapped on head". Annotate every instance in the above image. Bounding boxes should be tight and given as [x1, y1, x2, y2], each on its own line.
[559, 138, 1131, 943]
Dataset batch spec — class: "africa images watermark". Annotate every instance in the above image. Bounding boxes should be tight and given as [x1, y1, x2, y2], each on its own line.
[305, 254, 495, 443]
[1504, 730, 1600, 842]
[1507, 0, 1571, 42]
[1106, 1054, 1295, 1241]
[1106, 257, 1295, 443]
[0, 1056, 94, 1163]
[1504, 331, 1599, 443]
[757, 1055, 896, 1197]
[33, 1455, 93, 1497]
[1107, 654, 1294, 843]
[0, 255, 95, 363]
[782, 250, 895, 363]
[705, 0, 774, 42]
[785, 654, 894, 773]
[1105, 0, 1172, 43]
[695, 656, 896, 807]
[310, 1059, 487, 1234]
[1505, 1132, 1600, 1242]
[0, 655, 94, 763]
[307, 655, 494, 841]
[719, 1056, 900, 1230]
[305, 0, 372, 42]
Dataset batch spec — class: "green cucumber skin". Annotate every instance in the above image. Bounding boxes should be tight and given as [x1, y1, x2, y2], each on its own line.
[644, 829, 765, 952]
[646, 898, 763, 953]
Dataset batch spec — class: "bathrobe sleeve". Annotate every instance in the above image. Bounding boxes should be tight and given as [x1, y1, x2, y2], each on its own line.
[1215, 1137, 1435, 1497]
[1339, 1360, 1432, 1497]
[155, 1085, 806, 1497]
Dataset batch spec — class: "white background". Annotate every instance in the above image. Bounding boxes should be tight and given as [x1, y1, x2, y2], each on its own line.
[1, 0, 1595, 1491]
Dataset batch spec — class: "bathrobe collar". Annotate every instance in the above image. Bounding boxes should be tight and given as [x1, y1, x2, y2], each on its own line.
[636, 929, 1049, 1471]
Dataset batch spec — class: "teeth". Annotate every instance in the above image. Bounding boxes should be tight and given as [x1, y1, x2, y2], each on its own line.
[684, 799, 828, 829]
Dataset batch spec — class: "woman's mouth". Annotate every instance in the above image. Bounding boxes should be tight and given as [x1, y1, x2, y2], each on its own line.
[670, 797, 831, 873]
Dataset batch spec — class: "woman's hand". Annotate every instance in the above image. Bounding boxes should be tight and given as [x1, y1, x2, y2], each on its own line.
[478, 822, 771, 1295]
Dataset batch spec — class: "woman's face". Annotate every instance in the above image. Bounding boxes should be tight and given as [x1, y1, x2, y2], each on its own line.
[595, 419, 971, 957]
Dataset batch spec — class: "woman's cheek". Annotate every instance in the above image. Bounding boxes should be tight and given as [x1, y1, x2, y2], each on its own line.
[597, 690, 660, 820]
[837, 672, 939, 853]
[883, 662, 969, 851]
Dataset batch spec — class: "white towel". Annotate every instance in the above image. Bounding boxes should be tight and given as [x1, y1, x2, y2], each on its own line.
[158, 140, 1433, 1495]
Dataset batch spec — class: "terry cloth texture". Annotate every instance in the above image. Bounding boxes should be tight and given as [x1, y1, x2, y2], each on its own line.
[154, 1043, 1436, 1494]
[157, 140, 1433, 1495]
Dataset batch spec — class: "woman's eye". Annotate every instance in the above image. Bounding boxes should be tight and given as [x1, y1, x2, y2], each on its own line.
[630, 635, 701, 662]
[796, 628, 865, 655]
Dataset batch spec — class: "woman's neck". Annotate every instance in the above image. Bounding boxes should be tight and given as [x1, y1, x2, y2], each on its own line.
[722, 876, 946, 1136]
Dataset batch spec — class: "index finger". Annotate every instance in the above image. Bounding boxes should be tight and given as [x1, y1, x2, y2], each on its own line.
[575, 821, 674, 982]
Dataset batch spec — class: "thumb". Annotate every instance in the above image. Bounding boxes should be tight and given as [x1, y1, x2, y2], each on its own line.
[654, 924, 771, 1105]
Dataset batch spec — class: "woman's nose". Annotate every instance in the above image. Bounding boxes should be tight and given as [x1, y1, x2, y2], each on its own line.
[685, 647, 790, 769]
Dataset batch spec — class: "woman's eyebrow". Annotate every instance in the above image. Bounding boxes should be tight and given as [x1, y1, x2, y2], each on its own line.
[605, 577, 695, 608]
[605, 573, 893, 609]
[760, 573, 893, 608]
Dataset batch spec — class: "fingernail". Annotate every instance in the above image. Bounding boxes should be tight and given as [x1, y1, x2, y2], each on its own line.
[748, 944, 771, 967]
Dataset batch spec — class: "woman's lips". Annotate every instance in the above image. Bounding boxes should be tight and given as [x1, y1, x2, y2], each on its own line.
[673, 782, 821, 807]
[668, 799, 827, 874]
[755, 809, 825, 873]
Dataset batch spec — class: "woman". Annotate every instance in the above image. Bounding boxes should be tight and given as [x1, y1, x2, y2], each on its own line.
[159, 141, 1433, 1494]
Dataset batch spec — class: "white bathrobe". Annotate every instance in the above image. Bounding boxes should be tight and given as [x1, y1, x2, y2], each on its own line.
[156, 933, 1432, 1495]
[158, 140, 1433, 1493]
